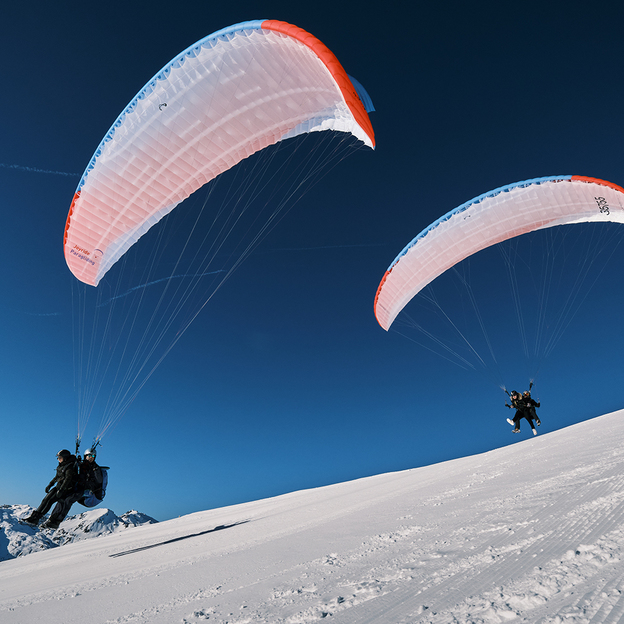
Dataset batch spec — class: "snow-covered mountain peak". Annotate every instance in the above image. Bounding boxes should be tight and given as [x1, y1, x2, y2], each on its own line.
[0, 505, 157, 560]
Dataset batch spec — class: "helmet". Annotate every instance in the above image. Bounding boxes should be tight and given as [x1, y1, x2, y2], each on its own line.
[57, 449, 71, 459]
[84, 448, 96, 458]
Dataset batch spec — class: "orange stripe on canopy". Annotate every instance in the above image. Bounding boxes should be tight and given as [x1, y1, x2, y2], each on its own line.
[262, 20, 375, 148]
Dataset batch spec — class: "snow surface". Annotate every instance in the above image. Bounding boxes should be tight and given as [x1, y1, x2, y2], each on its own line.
[3, 410, 624, 623]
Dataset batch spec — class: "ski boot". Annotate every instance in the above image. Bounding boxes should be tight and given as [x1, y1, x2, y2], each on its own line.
[22, 511, 43, 526]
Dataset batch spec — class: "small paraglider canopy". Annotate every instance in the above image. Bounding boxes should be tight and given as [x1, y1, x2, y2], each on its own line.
[375, 176, 624, 331]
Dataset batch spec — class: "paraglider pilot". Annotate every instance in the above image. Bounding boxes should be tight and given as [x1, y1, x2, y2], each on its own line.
[523, 390, 541, 426]
[44, 447, 107, 529]
[23, 449, 79, 528]
[76, 448, 106, 507]
[23, 448, 106, 530]
[506, 391, 538, 435]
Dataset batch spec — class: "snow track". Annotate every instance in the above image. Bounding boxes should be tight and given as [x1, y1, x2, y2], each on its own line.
[2, 409, 624, 623]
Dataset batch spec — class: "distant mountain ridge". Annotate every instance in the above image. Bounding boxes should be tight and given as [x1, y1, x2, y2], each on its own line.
[0, 504, 158, 561]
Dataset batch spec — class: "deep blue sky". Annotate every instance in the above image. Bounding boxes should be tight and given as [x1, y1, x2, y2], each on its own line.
[2, 0, 624, 521]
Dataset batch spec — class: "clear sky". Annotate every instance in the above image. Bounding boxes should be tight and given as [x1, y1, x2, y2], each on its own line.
[2, 0, 624, 521]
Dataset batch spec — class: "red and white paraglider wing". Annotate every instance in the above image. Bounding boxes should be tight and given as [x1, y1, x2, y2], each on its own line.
[64, 20, 375, 286]
[374, 176, 624, 331]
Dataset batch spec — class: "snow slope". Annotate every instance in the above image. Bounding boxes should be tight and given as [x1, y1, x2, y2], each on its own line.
[2, 410, 624, 623]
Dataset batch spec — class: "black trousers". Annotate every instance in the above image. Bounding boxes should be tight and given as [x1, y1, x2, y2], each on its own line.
[33, 489, 66, 517]
[49, 491, 85, 523]
[513, 411, 535, 430]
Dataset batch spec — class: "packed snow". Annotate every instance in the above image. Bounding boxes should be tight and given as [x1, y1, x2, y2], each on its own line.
[3, 409, 624, 623]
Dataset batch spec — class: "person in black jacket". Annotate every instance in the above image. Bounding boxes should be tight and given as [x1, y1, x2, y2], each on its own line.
[41, 448, 106, 528]
[23, 449, 79, 527]
[523, 390, 541, 426]
[505, 391, 524, 429]
[505, 391, 537, 435]
[77, 448, 105, 505]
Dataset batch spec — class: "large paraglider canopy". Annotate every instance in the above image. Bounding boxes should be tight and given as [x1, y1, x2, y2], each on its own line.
[375, 176, 624, 332]
[64, 19, 375, 287]
[63, 19, 375, 447]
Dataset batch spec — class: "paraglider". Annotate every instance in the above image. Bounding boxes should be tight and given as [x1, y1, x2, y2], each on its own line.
[374, 175, 624, 415]
[375, 176, 624, 332]
[505, 390, 540, 436]
[76, 448, 108, 509]
[63, 20, 375, 449]
[23, 450, 80, 529]
[64, 19, 375, 287]
[523, 390, 541, 427]
[23, 447, 108, 531]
